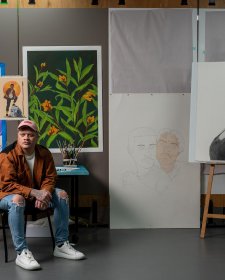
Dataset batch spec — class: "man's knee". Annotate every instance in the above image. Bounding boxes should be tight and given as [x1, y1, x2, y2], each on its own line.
[57, 190, 69, 204]
[58, 190, 68, 199]
[12, 194, 25, 207]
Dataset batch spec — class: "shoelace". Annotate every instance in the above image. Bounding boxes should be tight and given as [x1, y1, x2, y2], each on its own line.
[24, 249, 35, 260]
[65, 241, 75, 250]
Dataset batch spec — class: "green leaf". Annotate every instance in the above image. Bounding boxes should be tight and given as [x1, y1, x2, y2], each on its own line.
[80, 64, 93, 80]
[28, 82, 34, 95]
[91, 84, 97, 93]
[40, 85, 52, 92]
[72, 99, 80, 124]
[38, 125, 51, 143]
[73, 58, 80, 82]
[91, 139, 98, 147]
[54, 105, 72, 120]
[39, 71, 49, 82]
[74, 76, 93, 93]
[34, 65, 39, 82]
[75, 118, 83, 129]
[55, 92, 71, 102]
[49, 72, 59, 81]
[88, 122, 98, 133]
[86, 110, 96, 117]
[46, 134, 58, 148]
[33, 110, 56, 126]
[78, 57, 82, 76]
[70, 76, 78, 87]
[40, 116, 49, 130]
[61, 118, 83, 138]
[57, 69, 66, 74]
[66, 58, 71, 86]
[55, 82, 67, 93]
[58, 131, 74, 143]
[55, 101, 62, 123]
[82, 102, 87, 126]
[93, 99, 98, 108]
[33, 113, 39, 126]
[29, 94, 41, 108]
[82, 133, 97, 142]
[54, 105, 72, 112]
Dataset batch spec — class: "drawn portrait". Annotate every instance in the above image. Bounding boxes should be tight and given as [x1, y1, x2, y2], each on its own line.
[156, 129, 184, 177]
[0, 76, 28, 120]
[123, 127, 161, 188]
[23, 46, 103, 153]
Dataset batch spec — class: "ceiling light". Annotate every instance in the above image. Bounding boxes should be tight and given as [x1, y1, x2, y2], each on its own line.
[91, 0, 98, 5]
[208, 0, 215, 5]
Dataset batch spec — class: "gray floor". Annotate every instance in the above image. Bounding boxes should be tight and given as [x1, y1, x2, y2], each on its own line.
[1, 227, 225, 280]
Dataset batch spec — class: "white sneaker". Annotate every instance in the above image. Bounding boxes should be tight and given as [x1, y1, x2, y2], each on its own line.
[53, 241, 85, 260]
[16, 249, 41, 270]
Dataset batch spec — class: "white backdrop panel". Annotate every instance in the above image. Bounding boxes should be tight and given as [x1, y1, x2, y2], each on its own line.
[109, 93, 200, 228]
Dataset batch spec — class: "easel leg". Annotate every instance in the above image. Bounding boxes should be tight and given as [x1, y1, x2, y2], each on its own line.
[200, 164, 215, 238]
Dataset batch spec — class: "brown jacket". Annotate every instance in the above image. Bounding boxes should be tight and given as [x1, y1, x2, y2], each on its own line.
[0, 141, 57, 200]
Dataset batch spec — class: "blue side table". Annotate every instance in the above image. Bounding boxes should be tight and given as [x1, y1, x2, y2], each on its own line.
[56, 165, 89, 242]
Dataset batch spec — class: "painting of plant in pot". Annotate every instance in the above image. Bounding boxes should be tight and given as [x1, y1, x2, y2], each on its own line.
[23, 46, 103, 153]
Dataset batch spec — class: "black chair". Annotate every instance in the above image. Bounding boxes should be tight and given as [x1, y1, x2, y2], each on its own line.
[0, 209, 8, 262]
[0, 206, 55, 262]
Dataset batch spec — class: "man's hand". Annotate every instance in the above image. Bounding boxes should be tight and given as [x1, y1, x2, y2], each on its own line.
[34, 200, 48, 210]
[30, 189, 52, 207]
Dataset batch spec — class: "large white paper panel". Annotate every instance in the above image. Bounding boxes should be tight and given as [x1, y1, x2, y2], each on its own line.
[190, 62, 225, 162]
[109, 93, 200, 229]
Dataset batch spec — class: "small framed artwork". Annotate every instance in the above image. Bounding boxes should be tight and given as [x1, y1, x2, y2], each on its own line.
[0, 76, 28, 120]
[23, 46, 103, 153]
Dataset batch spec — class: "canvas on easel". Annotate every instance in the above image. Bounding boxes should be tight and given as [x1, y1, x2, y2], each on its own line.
[189, 62, 225, 163]
[0, 76, 28, 120]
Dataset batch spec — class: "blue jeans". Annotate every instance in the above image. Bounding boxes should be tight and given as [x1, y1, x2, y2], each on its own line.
[0, 188, 69, 253]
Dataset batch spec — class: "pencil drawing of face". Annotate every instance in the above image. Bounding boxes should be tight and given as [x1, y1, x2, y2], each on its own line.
[128, 127, 157, 169]
[156, 131, 180, 173]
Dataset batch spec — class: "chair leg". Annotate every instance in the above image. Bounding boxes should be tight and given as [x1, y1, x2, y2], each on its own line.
[1, 212, 8, 263]
[47, 211, 55, 251]
[24, 214, 28, 235]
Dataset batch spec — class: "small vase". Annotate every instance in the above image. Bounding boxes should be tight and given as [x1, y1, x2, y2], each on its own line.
[63, 158, 77, 167]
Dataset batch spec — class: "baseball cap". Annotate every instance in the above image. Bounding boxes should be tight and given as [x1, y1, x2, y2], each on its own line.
[17, 120, 38, 133]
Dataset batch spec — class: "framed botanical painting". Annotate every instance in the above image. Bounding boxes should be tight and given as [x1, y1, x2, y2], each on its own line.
[23, 46, 103, 153]
[0, 76, 28, 120]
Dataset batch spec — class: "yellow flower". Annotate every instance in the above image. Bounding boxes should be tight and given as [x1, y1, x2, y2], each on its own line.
[58, 75, 67, 83]
[87, 116, 95, 124]
[37, 81, 43, 88]
[41, 100, 52, 111]
[82, 91, 96, 102]
[48, 126, 59, 136]
[40, 62, 47, 69]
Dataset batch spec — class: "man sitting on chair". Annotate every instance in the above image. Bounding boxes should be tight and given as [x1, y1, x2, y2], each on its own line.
[0, 120, 85, 270]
